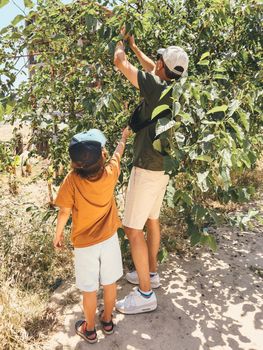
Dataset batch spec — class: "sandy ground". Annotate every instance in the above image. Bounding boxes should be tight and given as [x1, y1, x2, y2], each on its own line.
[45, 221, 263, 350]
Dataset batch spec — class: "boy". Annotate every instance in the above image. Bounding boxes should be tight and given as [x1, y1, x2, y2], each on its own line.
[53, 127, 131, 343]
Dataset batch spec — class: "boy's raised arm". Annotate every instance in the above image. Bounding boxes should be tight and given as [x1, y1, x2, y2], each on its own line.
[113, 126, 132, 160]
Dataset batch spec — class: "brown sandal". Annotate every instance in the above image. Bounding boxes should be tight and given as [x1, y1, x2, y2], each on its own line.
[75, 320, 97, 343]
[99, 310, 114, 335]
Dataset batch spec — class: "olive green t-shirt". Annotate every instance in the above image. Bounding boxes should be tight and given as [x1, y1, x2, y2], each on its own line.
[133, 70, 172, 171]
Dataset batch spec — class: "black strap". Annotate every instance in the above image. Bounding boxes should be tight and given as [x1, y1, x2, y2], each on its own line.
[135, 108, 172, 132]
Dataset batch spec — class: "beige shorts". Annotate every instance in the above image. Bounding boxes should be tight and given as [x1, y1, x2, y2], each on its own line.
[74, 233, 123, 292]
[123, 166, 169, 230]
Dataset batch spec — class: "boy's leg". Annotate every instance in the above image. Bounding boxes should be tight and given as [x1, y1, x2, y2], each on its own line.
[82, 291, 97, 331]
[146, 218, 161, 273]
[101, 283, 117, 331]
[124, 226, 151, 292]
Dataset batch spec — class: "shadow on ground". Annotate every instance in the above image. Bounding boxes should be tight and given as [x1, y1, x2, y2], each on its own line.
[45, 223, 263, 350]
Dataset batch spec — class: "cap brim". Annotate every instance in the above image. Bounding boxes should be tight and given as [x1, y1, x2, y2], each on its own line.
[157, 48, 165, 55]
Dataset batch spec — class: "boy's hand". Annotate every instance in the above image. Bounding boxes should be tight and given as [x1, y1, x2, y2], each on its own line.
[122, 126, 132, 140]
[53, 234, 64, 249]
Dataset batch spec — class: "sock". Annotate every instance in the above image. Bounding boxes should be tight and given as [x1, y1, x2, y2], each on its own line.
[150, 272, 157, 277]
[138, 288, 153, 298]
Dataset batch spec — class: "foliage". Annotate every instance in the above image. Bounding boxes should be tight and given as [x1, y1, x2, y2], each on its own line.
[0, 0, 262, 249]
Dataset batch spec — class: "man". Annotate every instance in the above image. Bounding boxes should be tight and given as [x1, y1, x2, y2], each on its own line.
[114, 34, 189, 314]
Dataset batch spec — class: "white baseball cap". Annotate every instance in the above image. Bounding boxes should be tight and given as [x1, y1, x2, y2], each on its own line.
[157, 46, 189, 76]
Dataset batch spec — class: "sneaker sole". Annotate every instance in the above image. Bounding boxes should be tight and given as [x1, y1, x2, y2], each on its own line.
[116, 303, 157, 315]
[125, 276, 161, 289]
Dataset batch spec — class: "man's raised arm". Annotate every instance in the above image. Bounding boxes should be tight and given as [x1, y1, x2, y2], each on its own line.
[128, 35, 156, 73]
[114, 40, 139, 89]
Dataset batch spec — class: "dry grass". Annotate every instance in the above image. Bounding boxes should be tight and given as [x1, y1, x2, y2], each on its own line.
[0, 167, 73, 350]
[0, 282, 56, 350]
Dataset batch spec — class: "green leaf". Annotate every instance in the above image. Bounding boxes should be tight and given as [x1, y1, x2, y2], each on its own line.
[209, 211, 224, 226]
[24, 0, 34, 8]
[155, 118, 175, 137]
[228, 99, 240, 116]
[0, 0, 9, 9]
[227, 118, 244, 140]
[220, 149, 232, 167]
[194, 155, 213, 163]
[0, 103, 4, 121]
[219, 167, 231, 190]
[5, 103, 13, 115]
[197, 171, 209, 192]
[172, 101, 181, 117]
[0, 25, 9, 34]
[180, 191, 192, 206]
[198, 134, 215, 143]
[11, 15, 24, 26]
[174, 190, 190, 205]
[158, 247, 169, 263]
[238, 110, 250, 132]
[175, 132, 185, 148]
[214, 74, 228, 80]
[199, 51, 210, 61]
[190, 231, 201, 246]
[179, 112, 194, 125]
[193, 205, 208, 221]
[13, 155, 20, 166]
[240, 153, 251, 168]
[159, 84, 173, 100]
[108, 41, 116, 56]
[153, 139, 162, 153]
[163, 156, 178, 173]
[207, 235, 217, 251]
[117, 227, 125, 239]
[207, 105, 228, 114]
[166, 182, 176, 208]
[85, 14, 97, 31]
[197, 59, 209, 66]
[151, 104, 170, 120]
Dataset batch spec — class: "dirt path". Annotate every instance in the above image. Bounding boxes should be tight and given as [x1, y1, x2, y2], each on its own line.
[44, 219, 263, 350]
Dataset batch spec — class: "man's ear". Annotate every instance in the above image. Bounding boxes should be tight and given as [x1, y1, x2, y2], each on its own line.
[156, 59, 164, 71]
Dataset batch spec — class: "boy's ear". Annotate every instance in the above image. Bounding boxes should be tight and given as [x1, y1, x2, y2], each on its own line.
[102, 148, 108, 159]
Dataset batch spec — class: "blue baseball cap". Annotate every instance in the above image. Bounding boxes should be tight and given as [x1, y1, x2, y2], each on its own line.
[71, 129, 107, 146]
[69, 129, 107, 165]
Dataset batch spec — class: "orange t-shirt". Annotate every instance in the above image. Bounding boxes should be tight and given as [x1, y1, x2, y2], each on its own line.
[54, 155, 121, 248]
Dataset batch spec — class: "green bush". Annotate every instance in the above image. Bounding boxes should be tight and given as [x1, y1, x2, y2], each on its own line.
[0, 0, 262, 247]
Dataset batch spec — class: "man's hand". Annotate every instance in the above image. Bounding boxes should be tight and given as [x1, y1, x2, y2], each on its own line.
[128, 35, 136, 50]
[53, 233, 64, 249]
[120, 26, 129, 41]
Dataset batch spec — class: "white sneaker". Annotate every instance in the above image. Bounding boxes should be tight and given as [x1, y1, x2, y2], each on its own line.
[116, 287, 157, 314]
[125, 271, 161, 289]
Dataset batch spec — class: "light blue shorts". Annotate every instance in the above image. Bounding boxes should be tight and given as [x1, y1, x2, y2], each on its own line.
[74, 233, 123, 292]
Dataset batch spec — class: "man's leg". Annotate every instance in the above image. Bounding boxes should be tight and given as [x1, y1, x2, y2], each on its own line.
[124, 226, 151, 292]
[116, 226, 157, 314]
[146, 218, 160, 273]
